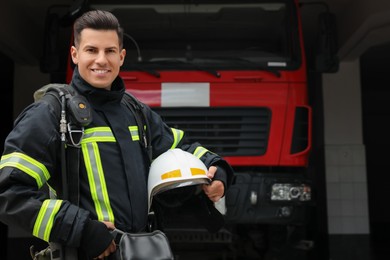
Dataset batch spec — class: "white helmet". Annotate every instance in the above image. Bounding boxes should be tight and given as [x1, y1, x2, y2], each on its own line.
[148, 148, 210, 211]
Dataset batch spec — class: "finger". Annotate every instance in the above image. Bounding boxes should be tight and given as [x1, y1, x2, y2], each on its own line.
[202, 183, 212, 194]
[204, 180, 224, 196]
[105, 241, 116, 255]
[97, 250, 109, 259]
[203, 187, 221, 202]
[207, 180, 223, 191]
[207, 166, 217, 179]
[102, 221, 116, 230]
[96, 240, 116, 259]
[110, 240, 117, 253]
[203, 181, 216, 193]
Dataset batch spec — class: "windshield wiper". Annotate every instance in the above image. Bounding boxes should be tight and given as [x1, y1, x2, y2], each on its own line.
[125, 58, 280, 78]
[123, 63, 160, 78]
[199, 57, 282, 78]
[146, 59, 221, 78]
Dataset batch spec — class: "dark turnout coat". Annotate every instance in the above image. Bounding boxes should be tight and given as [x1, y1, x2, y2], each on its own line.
[0, 68, 232, 256]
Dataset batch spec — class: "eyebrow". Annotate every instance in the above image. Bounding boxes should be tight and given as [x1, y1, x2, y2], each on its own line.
[83, 45, 119, 50]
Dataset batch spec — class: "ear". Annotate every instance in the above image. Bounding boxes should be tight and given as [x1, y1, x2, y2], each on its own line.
[119, 49, 126, 66]
[70, 46, 79, 65]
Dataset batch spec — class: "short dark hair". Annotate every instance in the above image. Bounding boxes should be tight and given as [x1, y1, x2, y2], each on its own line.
[73, 10, 124, 48]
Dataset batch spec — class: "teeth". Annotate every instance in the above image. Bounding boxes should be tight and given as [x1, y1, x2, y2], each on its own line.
[93, 69, 108, 74]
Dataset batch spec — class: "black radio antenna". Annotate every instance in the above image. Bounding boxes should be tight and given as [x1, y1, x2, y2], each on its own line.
[124, 33, 143, 62]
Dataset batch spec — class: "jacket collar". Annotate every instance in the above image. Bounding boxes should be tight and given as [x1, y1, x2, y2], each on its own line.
[70, 67, 125, 106]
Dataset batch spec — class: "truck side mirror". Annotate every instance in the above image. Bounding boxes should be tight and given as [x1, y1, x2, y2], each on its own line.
[40, 13, 61, 74]
[40, 0, 88, 76]
[315, 12, 339, 73]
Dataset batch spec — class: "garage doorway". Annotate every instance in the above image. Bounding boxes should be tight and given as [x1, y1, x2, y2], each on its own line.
[0, 51, 14, 260]
[361, 43, 390, 257]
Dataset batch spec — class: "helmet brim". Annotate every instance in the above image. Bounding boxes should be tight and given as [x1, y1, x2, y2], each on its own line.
[148, 177, 210, 211]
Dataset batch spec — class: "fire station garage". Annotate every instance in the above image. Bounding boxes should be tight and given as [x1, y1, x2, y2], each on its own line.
[1, 0, 390, 260]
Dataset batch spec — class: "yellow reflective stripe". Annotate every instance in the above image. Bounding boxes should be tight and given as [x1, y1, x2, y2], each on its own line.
[193, 146, 209, 159]
[82, 127, 116, 144]
[82, 142, 114, 223]
[0, 152, 50, 188]
[190, 167, 207, 176]
[84, 127, 111, 135]
[170, 128, 184, 149]
[161, 169, 182, 180]
[33, 199, 63, 241]
[129, 126, 140, 141]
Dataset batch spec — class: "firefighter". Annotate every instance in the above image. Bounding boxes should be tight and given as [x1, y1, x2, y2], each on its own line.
[0, 10, 233, 259]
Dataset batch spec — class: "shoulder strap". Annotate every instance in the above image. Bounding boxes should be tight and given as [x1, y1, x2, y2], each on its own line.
[34, 83, 70, 102]
[35, 83, 92, 128]
[122, 92, 152, 162]
[35, 83, 84, 205]
[66, 146, 80, 206]
[35, 84, 83, 259]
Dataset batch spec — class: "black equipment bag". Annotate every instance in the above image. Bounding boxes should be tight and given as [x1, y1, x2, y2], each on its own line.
[110, 229, 174, 260]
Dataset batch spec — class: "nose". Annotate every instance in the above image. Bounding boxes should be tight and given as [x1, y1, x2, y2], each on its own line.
[95, 50, 108, 65]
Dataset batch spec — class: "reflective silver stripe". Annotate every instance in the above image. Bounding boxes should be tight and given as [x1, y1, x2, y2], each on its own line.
[33, 199, 63, 241]
[81, 127, 115, 222]
[129, 126, 140, 141]
[47, 183, 57, 199]
[193, 146, 210, 159]
[170, 128, 184, 149]
[0, 152, 50, 188]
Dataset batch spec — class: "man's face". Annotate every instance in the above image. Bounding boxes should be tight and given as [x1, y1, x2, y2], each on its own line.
[71, 28, 126, 90]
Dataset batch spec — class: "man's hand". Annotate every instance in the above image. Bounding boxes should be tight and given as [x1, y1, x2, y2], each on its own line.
[95, 221, 116, 259]
[202, 166, 224, 202]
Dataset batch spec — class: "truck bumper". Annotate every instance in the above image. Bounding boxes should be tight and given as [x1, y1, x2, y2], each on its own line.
[224, 172, 312, 225]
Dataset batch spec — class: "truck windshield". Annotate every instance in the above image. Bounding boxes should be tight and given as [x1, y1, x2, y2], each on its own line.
[94, 0, 301, 71]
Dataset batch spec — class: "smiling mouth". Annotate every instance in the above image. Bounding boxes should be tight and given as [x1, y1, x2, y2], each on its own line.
[91, 69, 110, 74]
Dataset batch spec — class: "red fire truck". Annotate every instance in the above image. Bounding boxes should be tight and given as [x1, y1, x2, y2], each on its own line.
[43, 0, 337, 258]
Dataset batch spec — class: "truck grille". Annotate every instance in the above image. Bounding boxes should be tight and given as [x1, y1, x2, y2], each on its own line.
[152, 107, 271, 156]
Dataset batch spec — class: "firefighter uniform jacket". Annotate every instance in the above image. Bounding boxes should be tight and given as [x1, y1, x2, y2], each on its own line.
[0, 68, 232, 254]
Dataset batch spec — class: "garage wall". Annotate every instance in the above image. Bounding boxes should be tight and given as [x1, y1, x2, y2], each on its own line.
[13, 65, 49, 118]
[322, 60, 369, 234]
[0, 2, 42, 65]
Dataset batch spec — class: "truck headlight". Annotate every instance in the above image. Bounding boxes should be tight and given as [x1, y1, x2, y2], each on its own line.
[271, 183, 311, 201]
